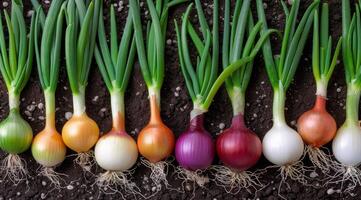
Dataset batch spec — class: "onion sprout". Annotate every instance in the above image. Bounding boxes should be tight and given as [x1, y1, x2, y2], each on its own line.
[63, 0, 101, 171]
[256, 0, 319, 183]
[213, 0, 266, 193]
[130, 0, 187, 189]
[94, 3, 140, 194]
[297, 2, 341, 173]
[31, 0, 67, 187]
[331, 0, 361, 191]
[0, 0, 35, 184]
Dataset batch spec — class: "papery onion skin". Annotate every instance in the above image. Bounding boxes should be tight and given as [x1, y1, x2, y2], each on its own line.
[216, 114, 262, 171]
[0, 110, 33, 154]
[297, 96, 336, 147]
[175, 114, 215, 170]
[262, 124, 304, 166]
[32, 128, 66, 167]
[62, 113, 99, 153]
[137, 95, 175, 163]
[95, 130, 138, 171]
[332, 124, 361, 166]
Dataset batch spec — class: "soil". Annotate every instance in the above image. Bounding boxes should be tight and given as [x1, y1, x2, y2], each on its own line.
[0, 0, 358, 199]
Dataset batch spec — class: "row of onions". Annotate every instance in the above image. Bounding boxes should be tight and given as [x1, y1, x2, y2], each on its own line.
[1, 0, 360, 195]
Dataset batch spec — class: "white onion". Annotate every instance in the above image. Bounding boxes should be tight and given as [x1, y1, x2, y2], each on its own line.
[332, 124, 361, 166]
[95, 134, 138, 171]
[262, 124, 304, 165]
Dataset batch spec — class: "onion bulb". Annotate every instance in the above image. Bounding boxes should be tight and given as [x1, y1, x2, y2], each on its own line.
[137, 95, 174, 163]
[95, 130, 138, 171]
[175, 114, 214, 170]
[297, 97, 337, 148]
[32, 127, 66, 167]
[263, 123, 304, 166]
[216, 114, 262, 171]
[62, 113, 99, 153]
[0, 110, 33, 154]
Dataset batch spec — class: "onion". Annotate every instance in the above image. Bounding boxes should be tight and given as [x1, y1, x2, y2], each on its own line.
[0, 110, 33, 154]
[175, 114, 214, 170]
[62, 113, 99, 153]
[332, 124, 361, 166]
[263, 123, 304, 166]
[137, 94, 175, 163]
[95, 130, 138, 171]
[216, 114, 262, 171]
[298, 96, 336, 147]
[32, 127, 66, 168]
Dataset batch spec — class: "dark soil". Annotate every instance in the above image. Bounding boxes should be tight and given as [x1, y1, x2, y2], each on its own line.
[0, 0, 358, 199]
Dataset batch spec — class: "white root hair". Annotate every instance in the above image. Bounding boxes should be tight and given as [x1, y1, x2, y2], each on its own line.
[95, 170, 144, 199]
[73, 151, 96, 172]
[305, 146, 339, 173]
[210, 165, 264, 194]
[38, 167, 67, 189]
[140, 157, 175, 190]
[279, 161, 311, 184]
[326, 165, 361, 193]
[175, 167, 209, 189]
[1, 154, 28, 184]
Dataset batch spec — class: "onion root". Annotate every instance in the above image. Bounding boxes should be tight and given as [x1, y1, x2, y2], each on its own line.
[326, 165, 361, 193]
[305, 145, 338, 173]
[96, 170, 143, 198]
[211, 165, 264, 194]
[73, 151, 95, 172]
[140, 157, 173, 190]
[38, 167, 67, 189]
[175, 167, 209, 188]
[1, 154, 28, 184]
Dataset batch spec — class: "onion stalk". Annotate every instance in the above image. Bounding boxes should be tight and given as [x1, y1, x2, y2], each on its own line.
[213, 0, 265, 193]
[63, 0, 101, 171]
[130, 0, 187, 189]
[297, 3, 341, 173]
[256, 0, 319, 183]
[94, 3, 139, 193]
[175, 0, 275, 187]
[0, 0, 35, 184]
[31, 0, 67, 187]
[331, 0, 361, 190]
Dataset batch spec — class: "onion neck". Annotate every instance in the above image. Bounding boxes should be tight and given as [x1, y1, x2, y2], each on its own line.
[72, 86, 86, 116]
[231, 113, 246, 130]
[273, 86, 286, 126]
[314, 95, 326, 111]
[189, 111, 205, 132]
[229, 87, 245, 116]
[8, 87, 20, 111]
[148, 87, 161, 124]
[110, 90, 125, 132]
[315, 78, 328, 98]
[44, 89, 56, 130]
[345, 83, 361, 126]
[189, 101, 207, 132]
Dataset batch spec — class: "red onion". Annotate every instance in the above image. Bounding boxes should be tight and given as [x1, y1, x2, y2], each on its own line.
[216, 114, 262, 171]
[175, 114, 215, 170]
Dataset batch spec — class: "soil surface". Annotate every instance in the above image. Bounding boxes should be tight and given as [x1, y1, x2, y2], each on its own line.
[0, 0, 358, 199]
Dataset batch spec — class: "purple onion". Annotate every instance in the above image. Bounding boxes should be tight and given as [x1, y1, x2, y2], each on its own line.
[175, 114, 215, 170]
